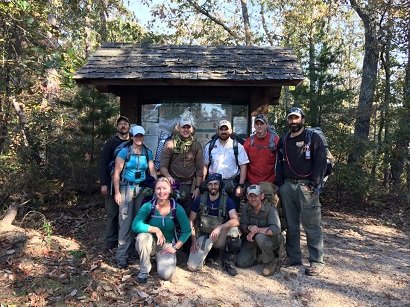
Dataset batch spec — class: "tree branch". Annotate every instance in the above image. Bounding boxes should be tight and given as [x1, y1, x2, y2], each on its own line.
[185, 0, 241, 42]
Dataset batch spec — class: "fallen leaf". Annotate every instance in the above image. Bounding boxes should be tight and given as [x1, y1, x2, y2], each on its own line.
[137, 290, 149, 298]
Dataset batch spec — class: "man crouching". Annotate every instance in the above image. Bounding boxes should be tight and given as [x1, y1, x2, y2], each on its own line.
[236, 184, 284, 276]
[187, 173, 241, 276]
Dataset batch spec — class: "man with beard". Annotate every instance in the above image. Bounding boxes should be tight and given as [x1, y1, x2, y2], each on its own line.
[187, 173, 241, 276]
[275, 107, 327, 276]
[204, 120, 249, 210]
[160, 118, 204, 216]
[99, 116, 130, 251]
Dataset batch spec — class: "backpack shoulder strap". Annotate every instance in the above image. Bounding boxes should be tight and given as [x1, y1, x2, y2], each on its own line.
[171, 198, 177, 219]
[268, 131, 277, 151]
[305, 128, 314, 145]
[233, 139, 239, 167]
[207, 138, 218, 173]
[199, 192, 209, 215]
[219, 192, 228, 217]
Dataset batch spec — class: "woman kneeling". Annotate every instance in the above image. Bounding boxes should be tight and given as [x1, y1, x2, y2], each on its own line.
[132, 177, 191, 283]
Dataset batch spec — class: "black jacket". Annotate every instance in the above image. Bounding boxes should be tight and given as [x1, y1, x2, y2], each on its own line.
[99, 135, 128, 186]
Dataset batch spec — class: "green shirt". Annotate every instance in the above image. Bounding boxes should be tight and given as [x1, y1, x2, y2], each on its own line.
[240, 202, 281, 236]
[132, 200, 191, 243]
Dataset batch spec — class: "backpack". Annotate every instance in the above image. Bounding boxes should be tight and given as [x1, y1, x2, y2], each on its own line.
[206, 132, 244, 173]
[198, 191, 228, 234]
[249, 125, 278, 152]
[107, 140, 150, 180]
[147, 198, 180, 240]
[154, 130, 172, 171]
[305, 128, 335, 181]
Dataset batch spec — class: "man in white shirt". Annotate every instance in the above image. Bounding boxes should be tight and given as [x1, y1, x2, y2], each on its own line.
[204, 120, 250, 210]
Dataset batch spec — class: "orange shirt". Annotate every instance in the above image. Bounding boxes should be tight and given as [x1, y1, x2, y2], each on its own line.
[243, 131, 279, 185]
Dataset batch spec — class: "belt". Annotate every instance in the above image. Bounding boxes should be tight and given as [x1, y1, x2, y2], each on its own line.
[287, 178, 306, 184]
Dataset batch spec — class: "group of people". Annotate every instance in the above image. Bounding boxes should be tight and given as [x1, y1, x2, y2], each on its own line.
[99, 107, 328, 283]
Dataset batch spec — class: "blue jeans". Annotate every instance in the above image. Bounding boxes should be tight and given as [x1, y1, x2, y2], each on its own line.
[279, 179, 324, 265]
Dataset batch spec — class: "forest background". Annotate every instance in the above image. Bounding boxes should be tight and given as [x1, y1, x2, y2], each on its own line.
[0, 0, 409, 240]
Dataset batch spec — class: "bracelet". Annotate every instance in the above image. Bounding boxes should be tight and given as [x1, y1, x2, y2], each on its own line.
[172, 243, 179, 250]
[238, 184, 244, 188]
[195, 185, 200, 188]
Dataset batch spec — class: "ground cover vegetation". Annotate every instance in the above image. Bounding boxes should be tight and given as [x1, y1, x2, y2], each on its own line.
[0, 0, 409, 305]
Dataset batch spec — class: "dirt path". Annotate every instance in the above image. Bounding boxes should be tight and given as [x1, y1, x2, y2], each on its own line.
[1, 205, 409, 306]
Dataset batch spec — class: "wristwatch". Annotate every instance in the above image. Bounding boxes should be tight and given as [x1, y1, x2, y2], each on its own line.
[238, 184, 244, 188]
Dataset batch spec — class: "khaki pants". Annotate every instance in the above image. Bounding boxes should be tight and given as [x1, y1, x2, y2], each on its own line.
[135, 233, 177, 281]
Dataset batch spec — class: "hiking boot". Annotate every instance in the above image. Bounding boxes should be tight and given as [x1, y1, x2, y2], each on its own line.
[117, 259, 128, 269]
[136, 272, 148, 283]
[105, 240, 117, 251]
[262, 259, 280, 276]
[222, 262, 238, 276]
[305, 264, 324, 276]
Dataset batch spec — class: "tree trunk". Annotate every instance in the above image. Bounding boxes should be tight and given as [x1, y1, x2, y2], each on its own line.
[349, 0, 380, 162]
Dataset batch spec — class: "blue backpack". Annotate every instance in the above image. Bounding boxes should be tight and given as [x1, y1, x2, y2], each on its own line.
[107, 140, 149, 180]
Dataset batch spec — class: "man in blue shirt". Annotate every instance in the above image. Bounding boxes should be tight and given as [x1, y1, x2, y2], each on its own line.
[187, 173, 241, 276]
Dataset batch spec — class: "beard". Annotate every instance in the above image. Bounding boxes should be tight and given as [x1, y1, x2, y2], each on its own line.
[288, 123, 303, 132]
[209, 189, 219, 196]
[118, 129, 129, 136]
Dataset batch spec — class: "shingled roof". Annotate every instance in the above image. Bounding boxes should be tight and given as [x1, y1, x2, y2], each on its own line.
[74, 43, 303, 86]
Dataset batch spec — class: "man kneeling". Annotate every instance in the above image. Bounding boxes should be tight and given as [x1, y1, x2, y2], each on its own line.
[236, 184, 284, 276]
[187, 173, 241, 276]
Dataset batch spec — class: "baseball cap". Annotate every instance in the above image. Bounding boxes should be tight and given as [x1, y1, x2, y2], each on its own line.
[287, 107, 305, 118]
[247, 184, 262, 196]
[255, 114, 268, 125]
[179, 118, 193, 127]
[218, 120, 232, 130]
[130, 125, 145, 136]
[117, 115, 130, 125]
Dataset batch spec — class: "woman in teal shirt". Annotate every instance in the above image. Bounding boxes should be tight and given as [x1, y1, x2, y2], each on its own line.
[113, 125, 157, 269]
[132, 177, 191, 283]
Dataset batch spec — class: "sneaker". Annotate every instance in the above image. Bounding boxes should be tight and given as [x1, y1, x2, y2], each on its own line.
[137, 272, 148, 283]
[222, 262, 238, 276]
[262, 259, 280, 276]
[117, 259, 128, 269]
[305, 264, 324, 276]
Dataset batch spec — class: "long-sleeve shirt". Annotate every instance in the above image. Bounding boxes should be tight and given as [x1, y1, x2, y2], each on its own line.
[99, 135, 128, 186]
[160, 139, 204, 182]
[240, 202, 281, 236]
[132, 201, 191, 244]
[275, 129, 327, 187]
